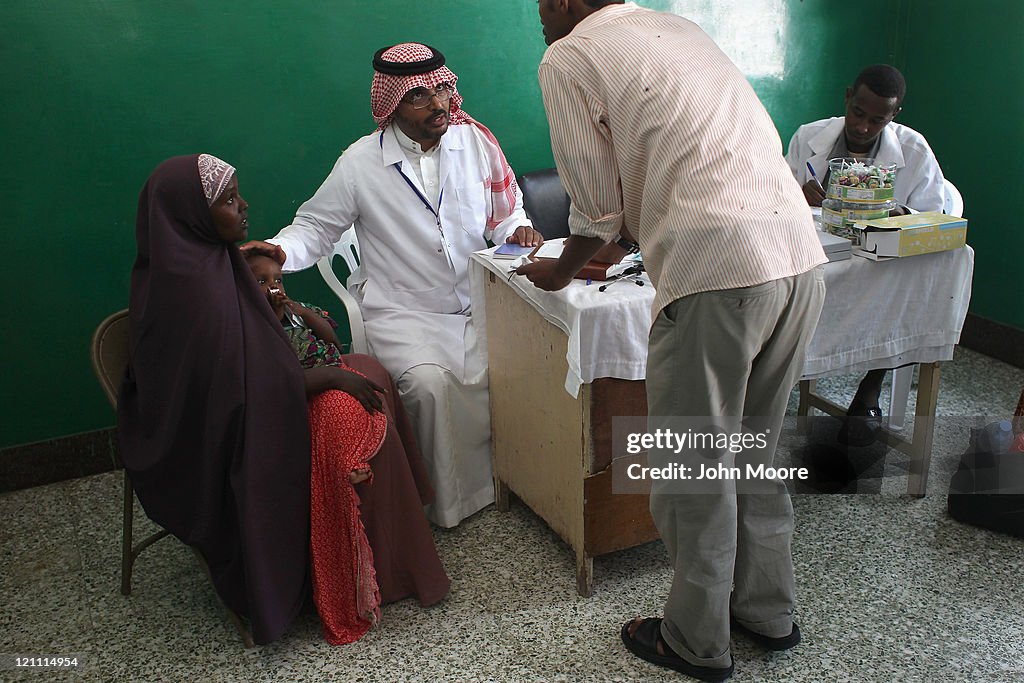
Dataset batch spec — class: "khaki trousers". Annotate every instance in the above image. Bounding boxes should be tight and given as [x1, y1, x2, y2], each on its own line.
[646, 267, 825, 669]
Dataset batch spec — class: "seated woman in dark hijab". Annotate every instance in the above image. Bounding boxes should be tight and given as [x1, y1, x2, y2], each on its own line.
[118, 154, 448, 647]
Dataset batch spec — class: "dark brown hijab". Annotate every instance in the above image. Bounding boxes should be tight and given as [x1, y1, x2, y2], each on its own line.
[117, 155, 310, 644]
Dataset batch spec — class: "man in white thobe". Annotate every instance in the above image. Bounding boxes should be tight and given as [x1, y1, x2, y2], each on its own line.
[245, 43, 542, 527]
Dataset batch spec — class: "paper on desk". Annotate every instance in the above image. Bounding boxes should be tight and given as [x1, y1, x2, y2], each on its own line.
[506, 255, 530, 270]
[532, 238, 642, 264]
[532, 238, 565, 259]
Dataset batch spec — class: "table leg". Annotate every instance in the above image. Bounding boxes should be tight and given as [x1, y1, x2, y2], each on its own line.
[802, 363, 941, 497]
[494, 476, 511, 512]
[798, 362, 942, 497]
[576, 549, 594, 597]
[906, 362, 940, 498]
[798, 379, 816, 434]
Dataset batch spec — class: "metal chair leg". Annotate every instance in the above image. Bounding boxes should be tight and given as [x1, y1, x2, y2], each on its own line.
[122, 471, 247, 646]
[191, 548, 257, 648]
[121, 470, 135, 595]
[121, 471, 171, 596]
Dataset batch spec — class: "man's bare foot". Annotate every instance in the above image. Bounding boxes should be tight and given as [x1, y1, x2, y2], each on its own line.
[348, 466, 371, 485]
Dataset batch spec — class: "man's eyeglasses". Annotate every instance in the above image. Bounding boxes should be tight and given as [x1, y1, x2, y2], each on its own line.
[402, 83, 453, 109]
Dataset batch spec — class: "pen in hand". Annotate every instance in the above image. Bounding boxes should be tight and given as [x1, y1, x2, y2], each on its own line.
[804, 161, 826, 207]
[806, 162, 823, 191]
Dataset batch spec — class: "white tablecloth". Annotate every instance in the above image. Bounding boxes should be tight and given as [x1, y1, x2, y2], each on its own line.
[469, 246, 974, 397]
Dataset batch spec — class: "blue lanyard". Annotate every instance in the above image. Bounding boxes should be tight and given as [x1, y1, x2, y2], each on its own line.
[380, 131, 444, 218]
[380, 131, 450, 258]
[396, 168, 444, 218]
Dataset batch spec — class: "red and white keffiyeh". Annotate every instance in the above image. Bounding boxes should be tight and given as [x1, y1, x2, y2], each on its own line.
[370, 43, 518, 230]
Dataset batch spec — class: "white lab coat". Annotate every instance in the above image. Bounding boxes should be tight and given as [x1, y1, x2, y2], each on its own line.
[785, 117, 945, 212]
[269, 124, 529, 381]
[269, 124, 531, 527]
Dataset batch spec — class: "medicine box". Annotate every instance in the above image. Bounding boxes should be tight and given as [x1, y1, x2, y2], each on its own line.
[816, 230, 851, 262]
[852, 211, 967, 259]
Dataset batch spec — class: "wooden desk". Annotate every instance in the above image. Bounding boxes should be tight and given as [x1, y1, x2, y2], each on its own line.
[470, 245, 973, 595]
[480, 266, 653, 597]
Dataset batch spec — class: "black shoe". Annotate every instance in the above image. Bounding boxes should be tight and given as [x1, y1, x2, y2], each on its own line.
[837, 405, 883, 447]
[730, 618, 801, 651]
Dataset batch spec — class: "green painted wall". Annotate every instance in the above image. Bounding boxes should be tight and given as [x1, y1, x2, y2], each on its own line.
[0, 0, 1012, 449]
[893, 0, 1024, 327]
[0, 0, 549, 449]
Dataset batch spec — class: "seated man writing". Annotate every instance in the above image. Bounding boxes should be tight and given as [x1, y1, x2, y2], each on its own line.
[785, 64, 946, 444]
[243, 43, 542, 527]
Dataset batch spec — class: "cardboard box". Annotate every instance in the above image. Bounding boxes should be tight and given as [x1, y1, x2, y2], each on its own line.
[852, 211, 967, 260]
[817, 230, 851, 262]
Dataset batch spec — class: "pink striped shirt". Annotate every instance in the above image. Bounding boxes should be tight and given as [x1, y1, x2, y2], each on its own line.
[538, 3, 826, 320]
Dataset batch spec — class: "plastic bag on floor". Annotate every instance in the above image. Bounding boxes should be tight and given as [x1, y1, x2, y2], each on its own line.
[947, 421, 1024, 538]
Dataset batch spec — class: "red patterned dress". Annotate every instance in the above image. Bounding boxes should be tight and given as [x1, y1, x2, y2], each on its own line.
[285, 305, 449, 644]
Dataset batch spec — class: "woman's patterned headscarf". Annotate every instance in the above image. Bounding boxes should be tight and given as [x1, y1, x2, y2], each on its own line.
[197, 153, 236, 206]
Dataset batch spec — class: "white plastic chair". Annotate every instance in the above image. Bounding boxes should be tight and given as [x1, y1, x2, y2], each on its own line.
[315, 228, 368, 354]
[942, 178, 964, 218]
[887, 179, 964, 430]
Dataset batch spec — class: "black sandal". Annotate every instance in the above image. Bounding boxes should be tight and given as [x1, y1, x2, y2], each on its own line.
[730, 617, 801, 650]
[620, 617, 733, 682]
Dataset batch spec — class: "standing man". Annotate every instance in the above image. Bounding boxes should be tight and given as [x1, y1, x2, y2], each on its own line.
[245, 43, 542, 528]
[786, 64, 946, 445]
[522, 3, 826, 680]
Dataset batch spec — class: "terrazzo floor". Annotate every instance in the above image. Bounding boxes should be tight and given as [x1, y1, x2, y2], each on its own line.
[2, 347, 1023, 682]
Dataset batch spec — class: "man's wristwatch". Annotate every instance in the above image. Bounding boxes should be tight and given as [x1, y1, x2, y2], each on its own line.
[615, 236, 640, 254]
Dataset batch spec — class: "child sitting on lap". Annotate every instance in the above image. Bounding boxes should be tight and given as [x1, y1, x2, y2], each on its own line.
[248, 252, 378, 483]
[245, 252, 450, 645]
